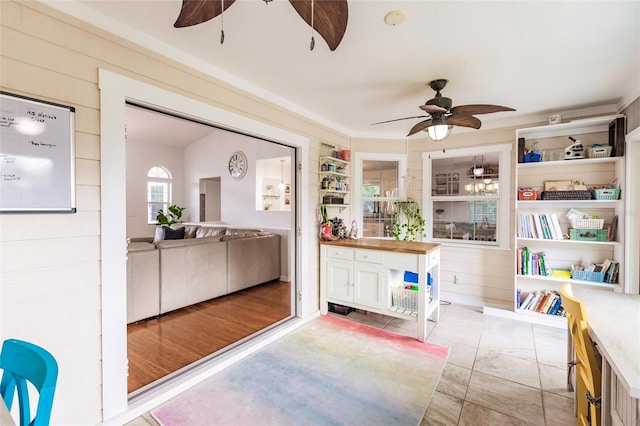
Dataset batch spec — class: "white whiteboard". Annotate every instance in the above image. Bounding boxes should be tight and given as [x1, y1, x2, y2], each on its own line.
[0, 92, 76, 213]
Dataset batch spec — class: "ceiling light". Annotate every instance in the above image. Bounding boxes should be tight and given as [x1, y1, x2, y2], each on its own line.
[427, 125, 452, 141]
[426, 115, 452, 141]
[384, 10, 407, 26]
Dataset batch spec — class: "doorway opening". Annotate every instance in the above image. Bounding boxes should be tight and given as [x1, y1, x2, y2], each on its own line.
[125, 103, 297, 395]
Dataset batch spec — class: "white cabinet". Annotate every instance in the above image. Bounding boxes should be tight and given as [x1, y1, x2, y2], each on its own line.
[510, 115, 626, 326]
[320, 239, 441, 341]
[324, 246, 384, 310]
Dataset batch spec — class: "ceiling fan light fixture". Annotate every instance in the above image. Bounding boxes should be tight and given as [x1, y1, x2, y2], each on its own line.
[427, 124, 452, 141]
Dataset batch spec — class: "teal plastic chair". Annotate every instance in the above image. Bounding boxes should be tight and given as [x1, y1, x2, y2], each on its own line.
[0, 339, 58, 426]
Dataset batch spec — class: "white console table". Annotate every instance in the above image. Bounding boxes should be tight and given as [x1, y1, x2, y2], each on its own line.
[319, 239, 441, 341]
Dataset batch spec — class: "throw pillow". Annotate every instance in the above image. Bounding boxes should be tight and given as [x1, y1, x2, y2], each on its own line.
[162, 226, 185, 240]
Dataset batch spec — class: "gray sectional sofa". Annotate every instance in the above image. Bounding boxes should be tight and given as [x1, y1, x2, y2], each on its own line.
[126, 224, 281, 323]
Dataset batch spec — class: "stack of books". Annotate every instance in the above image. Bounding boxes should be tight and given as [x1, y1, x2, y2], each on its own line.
[518, 213, 564, 240]
[518, 289, 565, 316]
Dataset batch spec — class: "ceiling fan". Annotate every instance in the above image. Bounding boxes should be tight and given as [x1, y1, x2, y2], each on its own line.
[372, 79, 516, 139]
[173, 0, 348, 51]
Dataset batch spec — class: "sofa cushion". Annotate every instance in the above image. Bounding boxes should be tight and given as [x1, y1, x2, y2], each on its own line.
[225, 228, 264, 236]
[196, 226, 227, 238]
[127, 241, 156, 252]
[221, 231, 272, 240]
[163, 226, 185, 240]
[156, 237, 211, 249]
[172, 223, 200, 239]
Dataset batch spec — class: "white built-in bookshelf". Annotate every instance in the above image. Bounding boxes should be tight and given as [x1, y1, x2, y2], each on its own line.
[487, 115, 626, 327]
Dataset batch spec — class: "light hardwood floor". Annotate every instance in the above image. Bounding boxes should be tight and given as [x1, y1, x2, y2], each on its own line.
[127, 280, 292, 393]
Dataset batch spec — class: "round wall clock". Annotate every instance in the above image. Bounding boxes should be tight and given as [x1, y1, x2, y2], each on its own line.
[228, 151, 248, 179]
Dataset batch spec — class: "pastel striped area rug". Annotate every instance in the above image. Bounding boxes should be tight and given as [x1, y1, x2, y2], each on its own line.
[151, 315, 449, 426]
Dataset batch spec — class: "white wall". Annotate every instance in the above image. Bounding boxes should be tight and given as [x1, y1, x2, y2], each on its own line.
[126, 138, 185, 238]
[184, 129, 293, 229]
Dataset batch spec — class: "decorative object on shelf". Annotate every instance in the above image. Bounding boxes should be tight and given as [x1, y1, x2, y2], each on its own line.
[466, 162, 498, 179]
[173, 0, 349, 51]
[370, 79, 515, 140]
[564, 136, 585, 160]
[228, 151, 247, 179]
[339, 149, 351, 161]
[391, 200, 425, 241]
[548, 113, 562, 125]
[156, 204, 185, 225]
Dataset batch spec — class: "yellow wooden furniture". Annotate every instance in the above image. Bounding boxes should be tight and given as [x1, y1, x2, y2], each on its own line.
[560, 283, 602, 426]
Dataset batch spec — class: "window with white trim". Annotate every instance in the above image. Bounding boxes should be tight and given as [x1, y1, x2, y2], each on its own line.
[354, 153, 406, 238]
[422, 144, 511, 249]
[147, 166, 172, 224]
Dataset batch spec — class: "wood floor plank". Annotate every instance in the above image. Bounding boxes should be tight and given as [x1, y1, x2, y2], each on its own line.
[127, 280, 292, 393]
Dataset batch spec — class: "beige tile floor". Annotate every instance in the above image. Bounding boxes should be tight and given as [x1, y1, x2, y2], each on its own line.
[126, 304, 574, 426]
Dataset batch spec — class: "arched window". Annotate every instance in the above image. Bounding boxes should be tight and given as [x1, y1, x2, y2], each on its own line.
[147, 166, 172, 223]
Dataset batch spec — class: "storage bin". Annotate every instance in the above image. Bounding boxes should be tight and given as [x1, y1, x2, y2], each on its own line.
[569, 228, 608, 241]
[392, 287, 418, 311]
[586, 145, 612, 159]
[518, 189, 538, 201]
[541, 190, 592, 200]
[571, 269, 605, 283]
[592, 188, 620, 200]
[569, 218, 604, 229]
[524, 152, 541, 163]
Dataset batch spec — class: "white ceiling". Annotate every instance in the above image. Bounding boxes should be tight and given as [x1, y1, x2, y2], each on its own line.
[51, 1, 639, 142]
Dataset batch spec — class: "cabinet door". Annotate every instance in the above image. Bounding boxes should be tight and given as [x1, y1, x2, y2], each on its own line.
[353, 262, 384, 309]
[326, 259, 353, 303]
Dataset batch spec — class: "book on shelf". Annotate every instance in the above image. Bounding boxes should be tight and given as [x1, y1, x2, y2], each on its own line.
[518, 213, 563, 240]
[603, 259, 620, 283]
[519, 291, 535, 310]
[518, 289, 564, 316]
[517, 247, 550, 276]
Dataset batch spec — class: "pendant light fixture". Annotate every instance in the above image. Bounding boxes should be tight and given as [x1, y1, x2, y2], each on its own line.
[279, 159, 286, 190]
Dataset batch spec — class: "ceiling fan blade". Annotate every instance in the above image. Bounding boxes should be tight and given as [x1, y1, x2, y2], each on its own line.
[446, 114, 482, 129]
[450, 104, 515, 115]
[419, 104, 447, 114]
[407, 119, 434, 136]
[371, 115, 429, 125]
[174, 0, 237, 28]
[289, 0, 348, 51]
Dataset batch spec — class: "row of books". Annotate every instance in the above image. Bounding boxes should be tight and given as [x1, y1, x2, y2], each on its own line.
[518, 213, 564, 240]
[603, 259, 620, 284]
[516, 247, 549, 276]
[517, 289, 566, 316]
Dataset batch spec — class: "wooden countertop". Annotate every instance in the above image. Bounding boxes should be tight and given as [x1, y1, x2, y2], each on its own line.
[320, 238, 440, 255]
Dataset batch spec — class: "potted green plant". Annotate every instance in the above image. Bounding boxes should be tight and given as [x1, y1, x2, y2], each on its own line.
[156, 204, 185, 225]
[390, 200, 425, 242]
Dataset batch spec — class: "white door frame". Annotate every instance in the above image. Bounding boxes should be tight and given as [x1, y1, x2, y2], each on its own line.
[98, 69, 310, 422]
